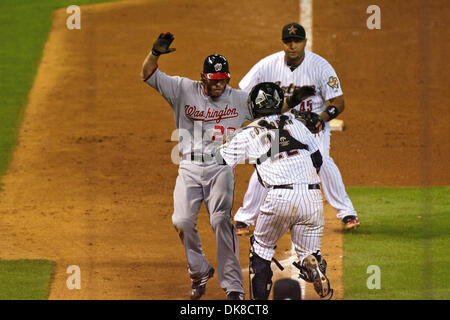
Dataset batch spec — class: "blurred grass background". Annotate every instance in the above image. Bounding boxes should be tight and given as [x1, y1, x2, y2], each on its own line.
[344, 187, 450, 299]
[0, 260, 55, 299]
[0, 0, 117, 300]
[0, 0, 118, 188]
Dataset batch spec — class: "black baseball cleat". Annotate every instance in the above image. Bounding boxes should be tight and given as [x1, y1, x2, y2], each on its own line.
[227, 291, 245, 300]
[190, 268, 215, 300]
[301, 254, 333, 300]
[343, 215, 360, 231]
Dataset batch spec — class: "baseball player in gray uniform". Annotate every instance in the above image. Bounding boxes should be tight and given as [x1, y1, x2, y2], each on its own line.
[234, 23, 360, 235]
[215, 82, 333, 300]
[141, 32, 252, 300]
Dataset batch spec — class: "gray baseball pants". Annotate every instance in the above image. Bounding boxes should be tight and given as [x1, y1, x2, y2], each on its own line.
[172, 162, 244, 294]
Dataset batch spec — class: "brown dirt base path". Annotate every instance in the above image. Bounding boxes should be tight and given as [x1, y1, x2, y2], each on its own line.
[0, 0, 447, 300]
[0, 0, 340, 300]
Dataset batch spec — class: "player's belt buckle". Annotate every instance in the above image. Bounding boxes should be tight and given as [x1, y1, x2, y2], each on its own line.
[273, 184, 293, 190]
[308, 183, 320, 190]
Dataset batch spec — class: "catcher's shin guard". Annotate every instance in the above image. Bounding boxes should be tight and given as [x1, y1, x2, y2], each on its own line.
[249, 236, 273, 300]
[293, 252, 333, 300]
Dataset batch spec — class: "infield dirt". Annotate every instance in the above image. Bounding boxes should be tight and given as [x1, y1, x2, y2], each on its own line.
[0, 0, 447, 300]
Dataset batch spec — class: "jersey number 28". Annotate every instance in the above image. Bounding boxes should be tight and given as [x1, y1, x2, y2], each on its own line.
[212, 125, 236, 141]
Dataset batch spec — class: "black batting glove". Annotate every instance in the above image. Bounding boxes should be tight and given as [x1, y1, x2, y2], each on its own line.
[152, 32, 176, 56]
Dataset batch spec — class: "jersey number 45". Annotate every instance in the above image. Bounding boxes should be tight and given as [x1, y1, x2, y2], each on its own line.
[299, 99, 313, 112]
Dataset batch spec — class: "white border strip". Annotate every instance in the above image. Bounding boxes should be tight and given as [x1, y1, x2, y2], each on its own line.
[300, 0, 313, 51]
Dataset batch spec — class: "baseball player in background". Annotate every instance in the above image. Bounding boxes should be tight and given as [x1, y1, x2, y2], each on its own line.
[234, 23, 360, 235]
[141, 32, 251, 300]
[216, 82, 333, 300]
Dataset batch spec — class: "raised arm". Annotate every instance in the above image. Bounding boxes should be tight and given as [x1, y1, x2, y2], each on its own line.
[141, 32, 176, 81]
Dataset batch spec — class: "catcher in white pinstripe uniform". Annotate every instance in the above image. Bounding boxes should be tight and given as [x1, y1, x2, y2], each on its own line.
[234, 23, 360, 235]
[215, 82, 333, 300]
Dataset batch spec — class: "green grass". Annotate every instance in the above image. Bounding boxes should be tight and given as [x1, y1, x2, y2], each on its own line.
[2, 0, 448, 302]
[0, 0, 119, 188]
[0, 260, 55, 300]
[343, 186, 450, 300]
[0, 0, 119, 299]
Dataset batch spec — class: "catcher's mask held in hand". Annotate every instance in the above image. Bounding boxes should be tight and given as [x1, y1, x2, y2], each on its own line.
[248, 82, 285, 118]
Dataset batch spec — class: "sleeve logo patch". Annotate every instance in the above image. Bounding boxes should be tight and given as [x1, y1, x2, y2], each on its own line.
[327, 76, 339, 89]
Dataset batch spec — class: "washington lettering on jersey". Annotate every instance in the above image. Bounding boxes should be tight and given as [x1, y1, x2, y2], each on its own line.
[146, 68, 251, 162]
[184, 104, 239, 123]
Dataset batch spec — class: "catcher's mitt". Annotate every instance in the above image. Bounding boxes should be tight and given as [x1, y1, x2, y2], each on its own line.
[291, 109, 324, 134]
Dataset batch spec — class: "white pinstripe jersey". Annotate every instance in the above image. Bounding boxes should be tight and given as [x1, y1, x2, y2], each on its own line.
[239, 50, 343, 115]
[218, 112, 321, 186]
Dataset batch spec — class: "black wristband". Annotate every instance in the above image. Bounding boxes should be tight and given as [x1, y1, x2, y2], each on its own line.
[151, 49, 161, 56]
[325, 105, 339, 120]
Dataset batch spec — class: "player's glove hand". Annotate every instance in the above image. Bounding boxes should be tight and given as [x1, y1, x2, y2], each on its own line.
[152, 32, 176, 56]
[291, 109, 324, 134]
[286, 85, 316, 108]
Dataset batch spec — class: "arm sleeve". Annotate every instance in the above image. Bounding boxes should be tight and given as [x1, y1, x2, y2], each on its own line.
[293, 118, 320, 154]
[305, 129, 320, 154]
[318, 62, 344, 102]
[302, 125, 322, 171]
[216, 130, 250, 168]
[144, 69, 183, 106]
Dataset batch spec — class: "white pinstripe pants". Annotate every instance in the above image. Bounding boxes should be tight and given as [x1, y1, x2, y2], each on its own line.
[253, 185, 324, 264]
[234, 126, 357, 224]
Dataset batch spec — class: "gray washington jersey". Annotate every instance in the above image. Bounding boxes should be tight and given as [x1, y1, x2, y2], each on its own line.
[146, 69, 252, 164]
[145, 67, 251, 294]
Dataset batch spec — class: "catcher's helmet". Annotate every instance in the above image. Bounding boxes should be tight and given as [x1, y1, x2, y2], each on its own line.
[203, 54, 230, 80]
[248, 82, 284, 118]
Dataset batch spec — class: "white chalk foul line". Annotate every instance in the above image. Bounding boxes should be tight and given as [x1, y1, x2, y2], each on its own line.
[300, 0, 313, 51]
